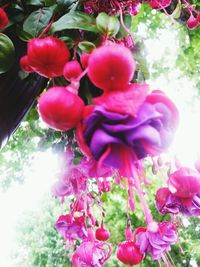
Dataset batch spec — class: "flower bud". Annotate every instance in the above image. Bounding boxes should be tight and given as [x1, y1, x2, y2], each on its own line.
[38, 86, 84, 131]
[116, 241, 144, 265]
[0, 8, 8, 30]
[63, 60, 82, 81]
[27, 36, 70, 78]
[187, 14, 199, 30]
[88, 44, 136, 92]
[95, 224, 110, 241]
[20, 55, 34, 72]
[80, 52, 90, 69]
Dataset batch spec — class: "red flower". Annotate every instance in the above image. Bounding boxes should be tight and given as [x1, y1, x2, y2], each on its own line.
[27, 36, 70, 78]
[0, 8, 8, 30]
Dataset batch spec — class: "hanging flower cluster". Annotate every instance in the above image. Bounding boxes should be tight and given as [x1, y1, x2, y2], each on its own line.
[21, 37, 181, 265]
[12, 0, 200, 266]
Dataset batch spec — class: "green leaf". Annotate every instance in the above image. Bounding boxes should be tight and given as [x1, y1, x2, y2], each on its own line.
[16, 26, 34, 41]
[171, 0, 182, 19]
[50, 11, 98, 33]
[96, 12, 120, 37]
[23, 8, 53, 37]
[116, 14, 132, 39]
[0, 33, 15, 74]
[78, 41, 96, 53]
[44, 0, 56, 6]
[26, 0, 44, 5]
[57, 0, 77, 9]
[59, 36, 74, 49]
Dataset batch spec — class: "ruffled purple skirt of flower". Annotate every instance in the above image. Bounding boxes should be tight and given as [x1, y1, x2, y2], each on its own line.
[156, 188, 200, 216]
[136, 222, 177, 260]
[84, 102, 175, 170]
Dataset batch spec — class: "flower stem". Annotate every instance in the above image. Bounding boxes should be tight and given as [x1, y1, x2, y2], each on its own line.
[131, 162, 153, 225]
[38, 19, 54, 38]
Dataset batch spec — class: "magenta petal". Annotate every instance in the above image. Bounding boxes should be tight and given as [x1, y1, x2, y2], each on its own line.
[168, 167, 200, 199]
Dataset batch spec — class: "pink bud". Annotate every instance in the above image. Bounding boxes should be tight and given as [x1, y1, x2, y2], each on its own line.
[197, 13, 200, 23]
[80, 52, 90, 69]
[0, 8, 8, 30]
[88, 44, 136, 92]
[20, 55, 34, 73]
[38, 86, 84, 131]
[187, 14, 199, 30]
[63, 60, 82, 81]
[95, 224, 110, 241]
[116, 241, 144, 266]
[98, 178, 112, 192]
[27, 36, 70, 78]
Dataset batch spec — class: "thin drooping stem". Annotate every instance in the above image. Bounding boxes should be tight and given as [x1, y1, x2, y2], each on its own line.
[112, 0, 134, 45]
[38, 19, 54, 38]
[130, 161, 153, 225]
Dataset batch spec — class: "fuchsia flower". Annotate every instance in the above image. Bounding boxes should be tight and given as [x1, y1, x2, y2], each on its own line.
[82, 89, 179, 172]
[72, 229, 112, 267]
[55, 214, 87, 242]
[156, 187, 181, 214]
[168, 167, 200, 203]
[135, 222, 177, 260]
[0, 8, 8, 29]
[148, 0, 172, 9]
[156, 167, 200, 216]
[116, 225, 144, 266]
[27, 36, 70, 78]
[52, 149, 87, 198]
[82, 0, 141, 16]
[93, 83, 149, 117]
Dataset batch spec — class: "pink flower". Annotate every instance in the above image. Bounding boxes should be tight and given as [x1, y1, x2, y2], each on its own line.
[156, 187, 200, 217]
[0, 8, 8, 29]
[168, 167, 200, 204]
[52, 148, 87, 198]
[93, 83, 149, 117]
[116, 226, 144, 266]
[55, 214, 87, 242]
[135, 222, 177, 260]
[72, 230, 111, 267]
[148, 0, 172, 9]
[82, 0, 141, 16]
[156, 187, 181, 214]
[27, 36, 70, 78]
